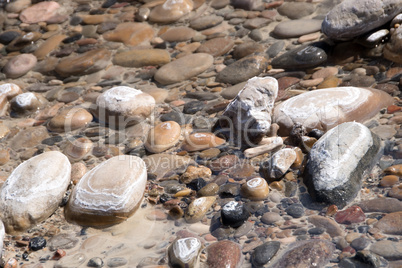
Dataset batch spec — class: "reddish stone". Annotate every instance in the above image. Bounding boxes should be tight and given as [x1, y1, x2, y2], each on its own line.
[51, 249, 66, 260]
[387, 105, 402, 114]
[326, 204, 338, 217]
[342, 246, 356, 255]
[207, 240, 242, 268]
[277, 76, 300, 91]
[335, 206, 366, 224]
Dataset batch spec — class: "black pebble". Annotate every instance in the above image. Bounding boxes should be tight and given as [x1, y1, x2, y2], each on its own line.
[42, 136, 63, 146]
[63, 34, 82, 44]
[187, 178, 206, 191]
[308, 227, 325, 235]
[308, 129, 324, 140]
[29, 237, 46, 251]
[0, 31, 20, 45]
[221, 201, 249, 228]
[251, 241, 280, 267]
[183, 101, 204, 114]
[101, 0, 117, 8]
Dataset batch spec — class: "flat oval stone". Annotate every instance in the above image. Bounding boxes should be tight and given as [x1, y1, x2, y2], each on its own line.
[47, 107, 93, 132]
[95, 86, 155, 128]
[274, 19, 322, 38]
[271, 44, 327, 69]
[335, 205, 366, 224]
[154, 53, 214, 85]
[0, 151, 71, 233]
[10, 92, 47, 113]
[145, 121, 181, 153]
[34, 34, 67, 60]
[252, 241, 280, 267]
[3, 53, 37, 79]
[65, 155, 147, 227]
[241, 177, 269, 201]
[274, 87, 394, 136]
[374, 212, 402, 235]
[207, 240, 242, 268]
[197, 37, 234, 57]
[113, 49, 170, 67]
[10, 126, 49, 150]
[185, 196, 216, 223]
[190, 15, 224, 30]
[103, 22, 154, 46]
[181, 132, 225, 152]
[308, 215, 344, 237]
[357, 198, 402, 213]
[63, 137, 93, 162]
[55, 48, 111, 77]
[160, 26, 196, 42]
[149, 0, 193, 23]
[168, 237, 202, 268]
[19, 1, 61, 24]
[217, 53, 268, 84]
[0, 83, 22, 99]
[277, 2, 315, 19]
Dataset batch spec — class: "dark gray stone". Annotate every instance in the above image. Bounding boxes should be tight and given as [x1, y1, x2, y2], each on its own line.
[285, 203, 305, 218]
[251, 241, 280, 267]
[271, 44, 327, 69]
[350, 237, 371, 251]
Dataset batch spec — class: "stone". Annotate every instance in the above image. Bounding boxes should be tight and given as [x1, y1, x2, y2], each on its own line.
[10, 126, 49, 150]
[251, 241, 280, 267]
[233, 42, 264, 60]
[379, 175, 399, 187]
[231, 0, 262, 10]
[218, 76, 278, 145]
[160, 26, 196, 42]
[168, 237, 202, 268]
[357, 198, 402, 213]
[370, 240, 402, 260]
[154, 53, 213, 85]
[209, 155, 240, 172]
[243, 136, 283, 158]
[335, 206, 366, 224]
[269, 240, 335, 268]
[274, 87, 394, 136]
[185, 196, 216, 223]
[55, 48, 111, 77]
[190, 15, 224, 30]
[277, 2, 315, 19]
[350, 237, 370, 251]
[285, 203, 304, 218]
[95, 86, 155, 128]
[54, 253, 86, 267]
[389, 185, 402, 200]
[10, 92, 47, 113]
[216, 53, 269, 84]
[145, 121, 181, 153]
[196, 37, 234, 57]
[34, 34, 67, 60]
[198, 183, 219, 196]
[384, 164, 402, 176]
[149, 0, 193, 23]
[273, 19, 322, 38]
[181, 165, 212, 184]
[374, 212, 402, 235]
[304, 122, 381, 208]
[48, 233, 79, 251]
[206, 240, 242, 268]
[103, 22, 154, 46]
[322, 0, 402, 40]
[0, 83, 22, 100]
[47, 107, 93, 132]
[143, 154, 193, 178]
[261, 212, 282, 225]
[221, 201, 249, 228]
[308, 215, 344, 237]
[65, 155, 147, 227]
[3, 53, 37, 79]
[271, 44, 327, 69]
[63, 137, 93, 162]
[113, 49, 170, 67]
[19, 1, 63, 24]
[0, 151, 70, 233]
[384, 25, 402, 63]
[261, 148, 296, 180]
[312, 67, 339, 80]
[240, 177, 269, 201]
[181, 132, 225, 152]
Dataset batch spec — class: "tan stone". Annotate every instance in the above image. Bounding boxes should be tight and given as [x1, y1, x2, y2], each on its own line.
[379, 175, 399, 187]
[145, 121, 181, 153]
[10, 126, 49, 150]
[149, 0, 193, 23]
[10, 92, 47, 113]
[182, 132, 225, 152]
[0, 83, 22, 99]
[63, 137, 93, 162]
[80, 14, 114, 25]
[185, 196, 216, 223]
[160, 26, 196, 42]
[71, 162, 87, 185]
[0, 149, 10, 165]
[113, 49, 170, 67]
[0, 124, 10, 139]
[241, 177, 269, 201]
[47, 107, 93, 132]
[103, 22, 154, 46]
[34, 34, 67, 60]
[384, 164, 402, 176]
[180, 165, 212, 184]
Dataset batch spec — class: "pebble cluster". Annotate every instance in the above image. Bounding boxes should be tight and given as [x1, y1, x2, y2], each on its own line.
[0, 0, 401, 267]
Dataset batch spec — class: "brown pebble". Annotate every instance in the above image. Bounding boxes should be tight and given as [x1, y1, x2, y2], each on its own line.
[181, 132, 225, 152]
[71, 162, 87, 185]
[384, 164, 402, 176]
[379, 175, 399, 187]
[4, 258, 18, 268]
[0, 149, 10, 165]
[198, 183, 219, 196]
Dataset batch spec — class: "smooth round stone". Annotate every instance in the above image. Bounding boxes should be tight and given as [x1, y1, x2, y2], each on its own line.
[4, 53, 37, 79]
[350, 237, 370, 251]
[19, 1, 61, 24]
[221, 201, 249, 228]
[181, 132, 225, 152]
[87, 257, 104, 268]
[273, 87, 394, 136]
[55, 48, 111, 77]
[277, 2, 315, 19]
[384, 164, 402, 176]
[240, 177, 269, 201]
[370, 240, 402, 260]
[0, 149, 10, 165]
[374, 212, 402, 235]
[113, 49, 170, 67]
[10, 92, 47, 113]
[149, 0, 193, 23]
[65, 155, 147, 227]
[389, 184, 402, 200]
[144, 153, 193, 178]
[285, 203, 305, 218]
[261, 212, 282, 224]
[154, 53, 214, 85]
[206, 240, 242, 268]
[5, 0, 30, 13]
[63, 137, 93, 162]
[95, 86, 155, 128]
[232, 41, 264, 59]
[160, 26, 196, 42]
[252, 241, 280, 267]
[379, 175, 399, 187]
[80, 14, 114, 25]
[190, 15, 224, 30]
[71, 162, 87, 185]
[185, 196, 216, 223]
[312, 67, 339, 80]
[271, 44, 327, 69]
[107, 257, 127, 267]
[262, 148, 296, 180]
[0, 83, 22, 99]
[209, 155, 240, 172]
[47, 107, 93, 132]
[145, 121, 181, 153]
[196, 37, 234, 57]
[273, 19, 322, 38]
[384, 25, 402, 64]
[198, 183, 219, 196]
[34, 34, 67, 60]
[10, 126, 49, 150]
[0, 151, 70, 233]
[168, 237, 202, 268]
[216, 53, 269, 84]
[0, 31, 21, 45]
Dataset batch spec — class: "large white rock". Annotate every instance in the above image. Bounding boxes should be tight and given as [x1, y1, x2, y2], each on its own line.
[273, 87, 394, 136]
[95, 86, 155, 129]
[65, 155, 147, 227]
[218, 76, 278, 145]
[304, 122, 381, 208]
[0, 151, 71, 233]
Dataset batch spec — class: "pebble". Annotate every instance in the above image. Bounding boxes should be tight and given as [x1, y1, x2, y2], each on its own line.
[19, 1, 63, 24]
[185, 196, 216, 223]
[48, 233, 79, 251]
[168, 237, 202, 268]
[357, 198, 402, 213]
[47, 107, 93, 132]
[277, 2, 315, 19]
[251, 241, 280, 267]
[10, 126, 49, 150]
[0, 151, 70, 233]
[29, 236, 47, 251]
[196, 37, 234, 57]
[273, 19, 322, 38]
[335, 205, 366, 224]
[206, 240, 242, 268]
[113, 49, 170, 67]
[149, 0, 193, 23]
[107, 257, 127, 267]
[384, 25, 402, 64]
[3, 53, 37, 78]
[10, 92, 47, 113]
[240, 177, 269, 201]
[160, 26, 196, 42]
[374, 212, 402, 235]
[379, 175, 399, 187]
[261, 212, 282, 225]
[370, 240, 402, 260]
[145, 121, 181, 153]
[308, 215, 344, 237]
[190, 15, 224, 31]
[63, 137, 93, 162]
[389, 184, 402, 200]
[103, 22, 154, 46]
[350, 237, 370, 251]
[65, 155, 147, 227]
[181, 132, 225, 152]
[285, 203, 304, 218]
[262, 148, 296, 180]
[144, 153, 193, 178]
[221, 201, 249, 228]
[271, 43, 327, 69]
[87, 257, 104, 268]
